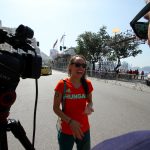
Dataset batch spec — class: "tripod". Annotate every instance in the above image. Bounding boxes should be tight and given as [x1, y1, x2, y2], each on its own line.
[0, 91, 35, 150]
[0, 119, 35, 150]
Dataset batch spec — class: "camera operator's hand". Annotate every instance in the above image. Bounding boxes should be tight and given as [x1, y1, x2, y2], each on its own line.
[69, 120, 84, 140]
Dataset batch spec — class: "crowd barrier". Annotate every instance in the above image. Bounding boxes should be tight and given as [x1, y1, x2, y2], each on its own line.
[86, 70, 146, 81]
[52, 67, 146, 82]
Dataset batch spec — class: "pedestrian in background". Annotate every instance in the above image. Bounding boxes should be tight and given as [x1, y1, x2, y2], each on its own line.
[141, 70, 145, 80]
[53, 55, 94, 150]
[136, 69, 139, 79]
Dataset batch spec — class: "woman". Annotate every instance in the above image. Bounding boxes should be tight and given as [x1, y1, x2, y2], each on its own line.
[53, 55, 94, 150]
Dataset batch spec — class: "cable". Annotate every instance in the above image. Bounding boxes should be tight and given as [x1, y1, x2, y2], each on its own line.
[32, 79, 38, 146]
[32, 50, 39, 147]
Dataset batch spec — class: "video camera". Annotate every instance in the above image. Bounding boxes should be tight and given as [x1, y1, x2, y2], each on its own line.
[0, 24, 42, 122]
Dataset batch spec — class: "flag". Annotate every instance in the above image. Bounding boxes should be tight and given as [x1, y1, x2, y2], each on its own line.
[60, 34, 65, 43]
[53, 39, 58, 49]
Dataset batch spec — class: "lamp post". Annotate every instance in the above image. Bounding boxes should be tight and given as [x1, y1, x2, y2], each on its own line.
[112, 28, 121, 71]
[62, 34, 66, 52]
[112, 28, 120, 53]
[112, 28, 120, 35]
[112, 28, 120, 42]
[60, 34, 66, 53]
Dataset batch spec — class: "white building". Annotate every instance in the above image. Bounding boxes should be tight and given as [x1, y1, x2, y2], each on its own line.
[50, 49, 59, 60]
[63, 47, 76, 56]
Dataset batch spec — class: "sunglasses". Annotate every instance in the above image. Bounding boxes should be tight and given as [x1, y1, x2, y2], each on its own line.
[130, 2, 150, 39]
[71, 63, 87, 68]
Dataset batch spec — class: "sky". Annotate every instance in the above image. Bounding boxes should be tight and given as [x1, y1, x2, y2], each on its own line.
[0, 0, 150, 67]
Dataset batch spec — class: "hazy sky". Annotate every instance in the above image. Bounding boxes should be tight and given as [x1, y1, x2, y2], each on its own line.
[0, 0, 149, 67]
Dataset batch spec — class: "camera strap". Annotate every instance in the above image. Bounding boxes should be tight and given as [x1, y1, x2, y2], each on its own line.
[62, 79, 66, 112]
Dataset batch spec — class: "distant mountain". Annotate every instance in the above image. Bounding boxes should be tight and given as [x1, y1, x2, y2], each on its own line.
[131, 66, 150, 73]
[142, 66, 150, 72]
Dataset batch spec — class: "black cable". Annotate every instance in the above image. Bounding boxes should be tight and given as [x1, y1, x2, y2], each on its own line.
[32, 78, 38, 146]
[32, 50, 39, 147]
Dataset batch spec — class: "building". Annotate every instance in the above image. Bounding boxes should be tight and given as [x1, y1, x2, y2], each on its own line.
[50, 49, 59, 60]
[52, 47, 76, 71]
[63, 47, 76, 56]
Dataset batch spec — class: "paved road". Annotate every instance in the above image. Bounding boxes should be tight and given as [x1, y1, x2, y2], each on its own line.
[7, 70, 150, 150]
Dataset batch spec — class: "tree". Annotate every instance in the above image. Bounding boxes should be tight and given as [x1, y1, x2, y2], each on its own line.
[76, 26, 110, 70]
[107, 32, 142, 71]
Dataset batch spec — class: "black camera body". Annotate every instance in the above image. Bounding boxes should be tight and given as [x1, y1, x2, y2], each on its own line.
[0, 24, 42, 89]
[0, 25, 42, 149]
[0, 50, 42, 89]
[0, 24, 42, 114]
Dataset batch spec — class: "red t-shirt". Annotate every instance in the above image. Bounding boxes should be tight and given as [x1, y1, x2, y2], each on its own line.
[54, 78, 93, 135]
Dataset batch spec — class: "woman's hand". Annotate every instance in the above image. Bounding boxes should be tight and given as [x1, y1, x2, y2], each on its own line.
[69, 120, 84, 140]
[84, 103, 94, 115]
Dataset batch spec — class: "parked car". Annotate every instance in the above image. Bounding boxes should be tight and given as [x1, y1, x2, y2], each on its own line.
[146, 73, 150, 86]
[41, 65, 52, 75]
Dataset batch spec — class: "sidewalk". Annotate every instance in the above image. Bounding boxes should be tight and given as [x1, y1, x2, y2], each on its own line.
[90, 77, 150, 93]
[53, 69, 150, 93]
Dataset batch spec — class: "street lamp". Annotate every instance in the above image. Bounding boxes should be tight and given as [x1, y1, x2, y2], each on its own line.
[112, 28, 120, 35]
[112, 27, 121, 48]
[60, 34, 66, 52]
[112, 28, 121, 71]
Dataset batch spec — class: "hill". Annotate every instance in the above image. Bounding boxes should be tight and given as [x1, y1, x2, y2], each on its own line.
[131, 66, 150, 73]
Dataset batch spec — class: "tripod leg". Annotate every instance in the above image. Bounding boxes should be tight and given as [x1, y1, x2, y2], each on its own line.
[0, 124, 8, 150]
[7, 119, 35, 150]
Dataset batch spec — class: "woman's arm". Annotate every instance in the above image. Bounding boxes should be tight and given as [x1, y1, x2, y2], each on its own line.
[53, 91, 71, 123]
[87, 92, 93, 107]
[84, 92, 94, 115]
[53, 91, 84, 139]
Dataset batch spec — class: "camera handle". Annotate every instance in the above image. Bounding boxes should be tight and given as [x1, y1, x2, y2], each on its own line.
[0, 119, 35, 150]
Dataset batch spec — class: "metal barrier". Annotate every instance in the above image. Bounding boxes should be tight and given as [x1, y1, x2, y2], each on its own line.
[52, 67, 146, 82]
